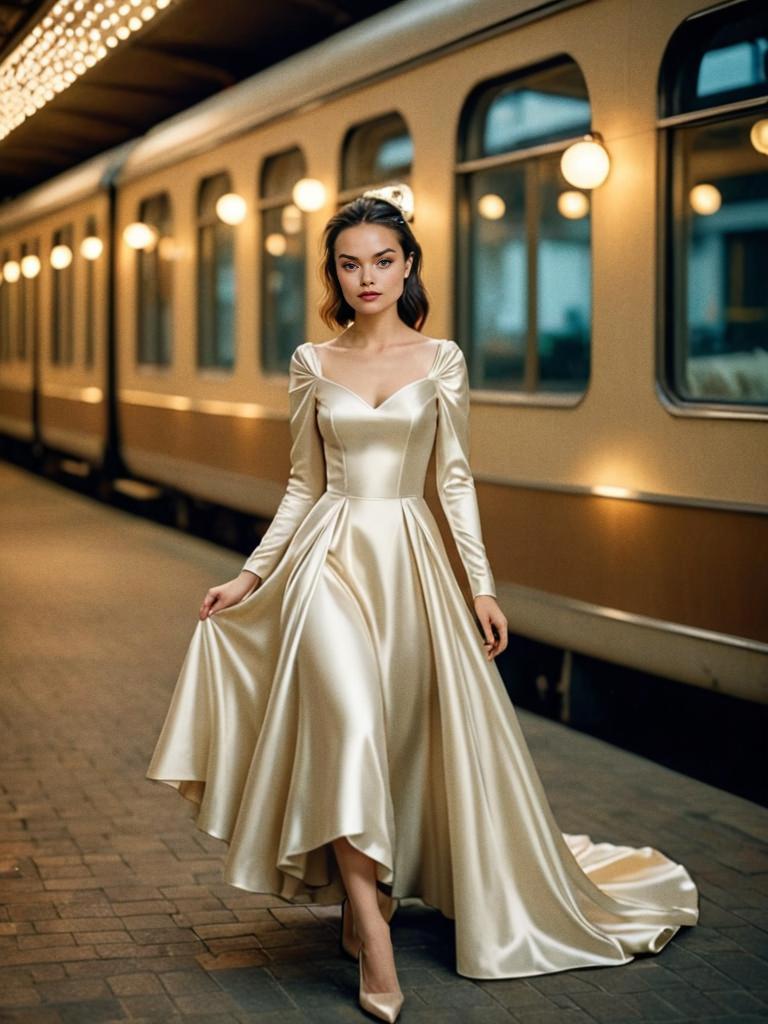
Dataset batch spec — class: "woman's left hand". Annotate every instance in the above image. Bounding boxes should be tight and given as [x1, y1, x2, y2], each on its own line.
[473, 595, 508, 660]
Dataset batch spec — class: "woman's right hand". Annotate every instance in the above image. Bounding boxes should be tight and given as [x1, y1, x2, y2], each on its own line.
[199, 570, 261, 620]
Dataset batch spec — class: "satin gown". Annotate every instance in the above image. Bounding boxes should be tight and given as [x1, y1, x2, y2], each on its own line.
[146, 338, 699, 979]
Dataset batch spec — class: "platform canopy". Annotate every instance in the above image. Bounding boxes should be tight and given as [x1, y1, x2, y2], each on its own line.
[0, 0, 403, 199]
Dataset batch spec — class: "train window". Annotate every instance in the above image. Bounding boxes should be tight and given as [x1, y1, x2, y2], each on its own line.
[197, 172, 235, 370]
[51, 225, 74, 366]
[83, 216, 97, 368]
[659, 0, 768, 409]
[340, 112, 413, 192]
[137, 195, 173, 367]
[0, 249, 12, 362]
[19, 239, 39, 363]
[259, 147, 307, 374]
[456, 57, 592, 395]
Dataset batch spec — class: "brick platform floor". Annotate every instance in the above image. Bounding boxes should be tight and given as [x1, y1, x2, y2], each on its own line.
[0, 461, 766, 1023]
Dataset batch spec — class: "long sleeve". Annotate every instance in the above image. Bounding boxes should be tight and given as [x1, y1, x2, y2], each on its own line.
[434, 341, 497, 600]
[241, 344, 326, 581]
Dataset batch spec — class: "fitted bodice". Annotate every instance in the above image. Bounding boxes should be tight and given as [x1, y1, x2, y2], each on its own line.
[316, 380, 438, 499]
[242, 338, 498, 599]
[302, 341, 440, 499]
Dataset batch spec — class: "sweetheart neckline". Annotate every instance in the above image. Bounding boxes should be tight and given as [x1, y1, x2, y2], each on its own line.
[305, 339, 446, 412]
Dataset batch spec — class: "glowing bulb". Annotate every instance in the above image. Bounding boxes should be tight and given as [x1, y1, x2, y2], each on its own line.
[292, 177, 326, 212]
[557, 190, 590, 219]
[20, 254, 41, 278]
[123, 221, 158, 249]
[560, 135, 610, 189]
[265, 232, 287, 257]
[689, 183, 721, 215]
[750, 119, 768, 156]
[2, 260, 21, 283]
[50, 243, 73, 269]
[215, 192, 246, 225]
[80, 235, 103, 259]
[477, 193, 505, 220]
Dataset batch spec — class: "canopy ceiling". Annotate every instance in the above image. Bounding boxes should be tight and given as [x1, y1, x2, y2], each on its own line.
[0, 0, 404, 199]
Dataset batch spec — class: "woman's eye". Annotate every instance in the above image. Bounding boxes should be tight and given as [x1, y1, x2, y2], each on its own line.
[378, 258, 392, 267]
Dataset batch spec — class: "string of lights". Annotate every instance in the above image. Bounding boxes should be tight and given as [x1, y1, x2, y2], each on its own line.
[0, 0, 178, 142]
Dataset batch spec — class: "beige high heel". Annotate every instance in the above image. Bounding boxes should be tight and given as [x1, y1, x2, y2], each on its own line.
[340, 888, 399, 961]
[358, 938, 404, 1022]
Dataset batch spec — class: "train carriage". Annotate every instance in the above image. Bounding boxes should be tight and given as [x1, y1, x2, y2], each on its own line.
[0, 0, 766, 718]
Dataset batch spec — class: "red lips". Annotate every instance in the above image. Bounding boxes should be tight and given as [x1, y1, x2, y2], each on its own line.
[359, 291, 381, 298]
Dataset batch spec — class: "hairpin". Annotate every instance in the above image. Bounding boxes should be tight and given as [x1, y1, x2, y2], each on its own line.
[361, 183, 414, 223]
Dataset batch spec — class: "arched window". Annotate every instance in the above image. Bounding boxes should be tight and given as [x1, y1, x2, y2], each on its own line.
[19, 238, 39, 363]
[197, 172, 235, 370]
[659, 0, 768, 408]
[137, 195, 173, 366]
[259, 148, 306, 373]
[339, 111, 413, 201]
[456, 56, 592, 395]
[51, 224, 74, 366]
[82, 216, 97, 368]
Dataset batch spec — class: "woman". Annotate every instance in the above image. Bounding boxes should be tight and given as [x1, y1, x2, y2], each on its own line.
[146, 184, 698, 1023]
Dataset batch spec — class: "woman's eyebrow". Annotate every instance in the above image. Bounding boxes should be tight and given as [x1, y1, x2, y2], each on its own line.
[337, 248, 397, 260]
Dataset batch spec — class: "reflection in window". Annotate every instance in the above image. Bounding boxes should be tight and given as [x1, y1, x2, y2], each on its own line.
[457, 57, 591, 393]
[137, 196, 173, 366]
[482, 87, 590, 156]
[259, 148, 306, 374]
[341, 112, 413, 193]
[660, 0, 768, 406]
[197, 173, 235, 370]
[51, 224, 74, 366]
[699, 39, 768, 98]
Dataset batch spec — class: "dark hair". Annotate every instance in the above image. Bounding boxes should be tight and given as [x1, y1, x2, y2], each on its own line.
[318, 195, 430, 331]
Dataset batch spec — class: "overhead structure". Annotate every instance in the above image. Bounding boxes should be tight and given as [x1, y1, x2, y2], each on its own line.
[0, 0, 403, 199]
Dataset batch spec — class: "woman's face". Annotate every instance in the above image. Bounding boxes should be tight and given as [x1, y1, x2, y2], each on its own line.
[333, 222, 414, 318]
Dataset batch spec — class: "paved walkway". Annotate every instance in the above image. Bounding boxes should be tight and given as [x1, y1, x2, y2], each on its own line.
[0, 461, 766, 1023]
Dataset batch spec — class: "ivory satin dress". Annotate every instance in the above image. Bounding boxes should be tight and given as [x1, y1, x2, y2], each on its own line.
[146, 338, 699, 979]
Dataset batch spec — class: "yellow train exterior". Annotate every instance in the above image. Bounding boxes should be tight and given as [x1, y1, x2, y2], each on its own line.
[0, 0, 766, 701]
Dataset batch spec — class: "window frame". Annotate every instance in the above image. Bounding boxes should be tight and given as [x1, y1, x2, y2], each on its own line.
[656, 0, 768, 421]
[196, 171, 236, 373]
[19, 238, 40, 364]
[136, 193, 173, 369]
[50, 224, 74, 367]
[0, 248, 12, 363]
[338, 110, 414, 205]
[258, 146, 307, 375]
[82, 216, 97, 369]
[454, 53, 593, 407]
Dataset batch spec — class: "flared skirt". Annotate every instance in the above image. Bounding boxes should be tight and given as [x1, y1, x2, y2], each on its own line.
[145, 490, 699, 979]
